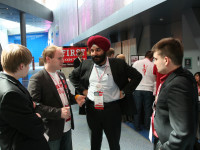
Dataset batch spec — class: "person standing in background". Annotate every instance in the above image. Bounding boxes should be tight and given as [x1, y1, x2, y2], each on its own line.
[73, 51, 83, 68]
[116, 54, 126, 61]
[132, 51, 155, 130]
[194, 72, 200, 96]
[28, 45, 85, 150]
[106, 48, 115, 58]
[0, 44, 49, 150]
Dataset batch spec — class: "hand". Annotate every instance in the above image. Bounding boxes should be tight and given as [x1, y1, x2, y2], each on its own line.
[120, 91, 125, 99]
[76, 95, 86, 107]
[33, 102, 36, 108]
[61, 106, 70, 119]
[83, 90, 88, 96]
[36, 113, 41, 118]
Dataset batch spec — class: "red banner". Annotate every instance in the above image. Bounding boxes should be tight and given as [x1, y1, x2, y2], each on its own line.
[62, 47, 87, 64]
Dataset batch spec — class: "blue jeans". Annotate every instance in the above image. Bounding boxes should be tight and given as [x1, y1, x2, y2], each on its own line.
[133, 90, 153, 129]
[48, 130, 72, 150]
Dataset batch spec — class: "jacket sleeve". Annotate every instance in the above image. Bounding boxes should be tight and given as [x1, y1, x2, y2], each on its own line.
[161, 77, 197, 150]
[69, 64, 87, 94]
[28, 75, 61, 120]
[122, 63, 142, 95]
[0, 91, 45, 140]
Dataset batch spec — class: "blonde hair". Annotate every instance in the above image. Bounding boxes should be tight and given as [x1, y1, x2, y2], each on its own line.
[1, 44, 32, 73]
[42, 45, 61, 63]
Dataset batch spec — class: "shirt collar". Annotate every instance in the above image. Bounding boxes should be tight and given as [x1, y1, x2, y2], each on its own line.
[160, 68, 177, 84]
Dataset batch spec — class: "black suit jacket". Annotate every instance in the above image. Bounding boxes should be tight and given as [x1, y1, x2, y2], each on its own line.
[0, 73, 49, 150]
[73, 58, 82, 68]
[69, 58, 142, 115]
[154, 67, 198, 150]
[28, 69, 76, 141]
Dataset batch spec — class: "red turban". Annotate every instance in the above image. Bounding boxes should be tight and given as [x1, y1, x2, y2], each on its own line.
[87, 35, 111, 51]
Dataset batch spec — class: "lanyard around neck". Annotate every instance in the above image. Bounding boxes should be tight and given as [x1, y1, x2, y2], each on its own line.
[94, 57, 109, 83]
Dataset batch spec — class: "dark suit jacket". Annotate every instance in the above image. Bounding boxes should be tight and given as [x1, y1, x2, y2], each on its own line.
[73, 57, 82, 68]
[69, 58, 142, 115]
[28, 69, 76, 141]
[0, 73, 49, 150]
[154, 67, 198, 150]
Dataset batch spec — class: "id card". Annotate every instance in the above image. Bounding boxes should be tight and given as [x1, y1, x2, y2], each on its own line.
[94, 91, 104, 110]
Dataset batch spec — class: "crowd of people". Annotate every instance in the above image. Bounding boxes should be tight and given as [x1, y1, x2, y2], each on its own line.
[0, 35, 199, 150]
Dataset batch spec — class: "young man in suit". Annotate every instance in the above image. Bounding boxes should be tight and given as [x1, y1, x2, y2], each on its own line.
[152, 38, 198, 150]
[73, 50, 83, 68]
[0, 44, 49, 150]
[69, 35, 142, 150]
[28, 45, 85, 150]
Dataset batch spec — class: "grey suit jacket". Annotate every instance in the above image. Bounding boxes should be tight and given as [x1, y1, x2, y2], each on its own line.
[28, 69, 76, 141]
[154, 67, 198, 150]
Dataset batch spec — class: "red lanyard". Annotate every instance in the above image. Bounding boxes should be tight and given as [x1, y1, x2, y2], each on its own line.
[48, 72, 62, 88]
[94, 57, 109, 83]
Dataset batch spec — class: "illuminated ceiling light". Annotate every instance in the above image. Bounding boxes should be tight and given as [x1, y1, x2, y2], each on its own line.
[78, 0, 86, 8]
[124, 0, 134, 6]
[34, 0, 58, 10]
[160, 18, 164, 21]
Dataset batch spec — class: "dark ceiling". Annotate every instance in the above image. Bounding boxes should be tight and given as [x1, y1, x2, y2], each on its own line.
[88, 0, 200, 42]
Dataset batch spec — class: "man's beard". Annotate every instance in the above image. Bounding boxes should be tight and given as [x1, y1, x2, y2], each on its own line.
[92, 52, 106, 65]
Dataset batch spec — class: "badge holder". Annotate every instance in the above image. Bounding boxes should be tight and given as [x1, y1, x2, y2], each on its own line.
[94, 91, 104, 110]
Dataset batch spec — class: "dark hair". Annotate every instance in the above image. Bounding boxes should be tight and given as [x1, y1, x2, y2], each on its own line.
[194, 72, 200, 77]
[145, 50, 153, 59]
[152, 37, 183, 65]
[77, 51, 83, 56]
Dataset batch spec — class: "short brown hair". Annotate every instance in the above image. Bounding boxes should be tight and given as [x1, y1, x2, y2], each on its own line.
[42, 45, 60, 63]
[106, 48, 115, 57]
[152, 37, 183, 65]
[1, 44, 32, 73]
[145, 50, 153, 59]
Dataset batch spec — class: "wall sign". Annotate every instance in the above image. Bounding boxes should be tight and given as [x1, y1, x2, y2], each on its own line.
[63, 47, 87, 66]
[184, 57, 192, 69]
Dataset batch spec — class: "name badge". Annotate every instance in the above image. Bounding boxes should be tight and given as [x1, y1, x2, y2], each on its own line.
[94, 91, 104, 110]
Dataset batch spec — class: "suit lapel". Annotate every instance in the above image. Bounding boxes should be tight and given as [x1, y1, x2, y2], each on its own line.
[159, 71, 177, 93]
[109, 59, 118, 85]
[42, 69, 63, 106]
[87, 60, 94, 78]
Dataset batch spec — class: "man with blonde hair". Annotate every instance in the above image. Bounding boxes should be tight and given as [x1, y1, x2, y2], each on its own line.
[28, 45, 85, 150]
[0, 44, 49, 150]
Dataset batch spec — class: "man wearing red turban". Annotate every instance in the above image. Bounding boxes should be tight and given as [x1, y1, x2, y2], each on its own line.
[69, 35, 142, 150]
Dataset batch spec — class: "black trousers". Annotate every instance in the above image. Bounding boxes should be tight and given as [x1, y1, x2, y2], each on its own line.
[85, 99, 121, 150]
